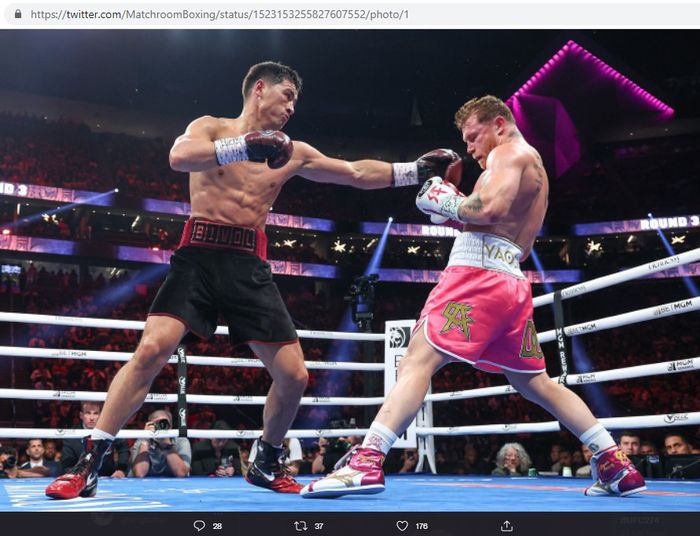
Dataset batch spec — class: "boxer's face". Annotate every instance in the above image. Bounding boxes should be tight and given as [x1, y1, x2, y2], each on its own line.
[256, 78, 298, 130]
[461, 115, 498, 170]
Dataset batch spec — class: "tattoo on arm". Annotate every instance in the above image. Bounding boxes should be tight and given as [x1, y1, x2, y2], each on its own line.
[464, 192, 483, 214]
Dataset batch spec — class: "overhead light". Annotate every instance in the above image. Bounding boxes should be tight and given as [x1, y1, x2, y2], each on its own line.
[332, 240, 346, 253]
[283, 240, 297, 247]
[671, 235, 686, 245]
[408, 246, 420, 254]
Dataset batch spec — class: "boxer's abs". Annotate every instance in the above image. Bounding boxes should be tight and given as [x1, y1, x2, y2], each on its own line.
[189, 165, 286, 228]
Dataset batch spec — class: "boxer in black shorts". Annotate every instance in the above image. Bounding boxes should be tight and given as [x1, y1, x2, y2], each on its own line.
[46, 61, 463, 499]
[150, 219, 298, 346]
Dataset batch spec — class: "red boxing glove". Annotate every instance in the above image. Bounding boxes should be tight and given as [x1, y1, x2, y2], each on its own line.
[416, 149, 463, 187]
[214, 130, 294, 169]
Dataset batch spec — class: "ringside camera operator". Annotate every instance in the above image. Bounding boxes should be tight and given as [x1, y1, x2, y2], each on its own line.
[130, 409, 191, 478]
[1, 445, 48, 478]
[311, 420, 361, 474]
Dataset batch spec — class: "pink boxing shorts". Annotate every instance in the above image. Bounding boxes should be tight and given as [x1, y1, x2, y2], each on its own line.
[415, 264, 545, 375]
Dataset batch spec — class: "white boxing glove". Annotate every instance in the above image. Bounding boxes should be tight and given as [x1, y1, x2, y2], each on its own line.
[416, 177, 466, 224]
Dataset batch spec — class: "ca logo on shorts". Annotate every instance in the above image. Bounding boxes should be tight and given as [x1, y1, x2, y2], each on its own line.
[440, 302, 474, 340]
[519, 320, 544, 359]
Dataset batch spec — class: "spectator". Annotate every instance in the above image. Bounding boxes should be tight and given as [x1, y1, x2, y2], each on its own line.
[43, 439, 60, 462]
[575, 444, 593, 478]
[20, 439, 60, 477]
[664, 433, 693, 455]
[619, 430, 641, 455]
[639, 440, 659, 456]
[549, 443, 563, 473]
[249, 437, 303, 477]
[0, 446, 46, 478]
[491, 443, 532, 477]
[61, 402, 130, 478]
[190, 420, 241, 477]
[131, 409, 191, 478]
[557, 449, 573, 476]
[397, 448, 419, 474]
[461, 444, 491, 475]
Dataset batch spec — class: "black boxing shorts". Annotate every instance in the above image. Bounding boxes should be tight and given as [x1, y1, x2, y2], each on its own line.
[148, 218, 298, 346]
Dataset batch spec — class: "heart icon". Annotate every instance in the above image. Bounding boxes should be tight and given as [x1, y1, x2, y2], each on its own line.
[396, 520, 409, 532]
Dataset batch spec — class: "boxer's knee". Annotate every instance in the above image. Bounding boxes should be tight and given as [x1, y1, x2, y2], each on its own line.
[131, 336, 175, 377]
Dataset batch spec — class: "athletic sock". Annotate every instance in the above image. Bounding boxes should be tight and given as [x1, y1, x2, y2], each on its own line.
[579, 423, 616, 456]
[361, 421, 398, 456]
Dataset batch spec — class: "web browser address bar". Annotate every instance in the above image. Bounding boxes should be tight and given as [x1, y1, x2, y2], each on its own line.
[4, 3, 700, 28]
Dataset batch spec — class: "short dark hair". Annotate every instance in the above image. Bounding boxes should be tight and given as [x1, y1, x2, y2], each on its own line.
[242, 61, 302, 102]
[454, 95, 514, 130]
[619, 430, 640, 439]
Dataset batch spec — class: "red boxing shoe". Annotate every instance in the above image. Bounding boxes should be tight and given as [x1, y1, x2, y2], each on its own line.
[45, 451, 99, 499]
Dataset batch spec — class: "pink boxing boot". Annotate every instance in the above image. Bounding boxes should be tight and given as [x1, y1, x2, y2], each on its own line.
[584, 446, 646, 497]
[301, 446, 385, 498]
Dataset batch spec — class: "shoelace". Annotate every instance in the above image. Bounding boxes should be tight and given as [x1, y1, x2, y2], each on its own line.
[69, 453, 94, 475]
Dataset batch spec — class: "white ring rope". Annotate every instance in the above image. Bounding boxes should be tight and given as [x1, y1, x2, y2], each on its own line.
[424, 357, 700, 402]
[0, 312, 384, 341]
[2, 410, 697, 441]
[537, 296, 700, 344]
[532, 247, 700, 308]
[0, 428, 371, 440]
[0, 346, 384, 372]
[418, 412, 700, 436]
[0, 388, 385, 407]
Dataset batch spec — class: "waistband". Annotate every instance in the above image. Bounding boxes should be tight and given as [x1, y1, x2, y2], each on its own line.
[447, 231, 524, 278]
[178, 218, 268, 260]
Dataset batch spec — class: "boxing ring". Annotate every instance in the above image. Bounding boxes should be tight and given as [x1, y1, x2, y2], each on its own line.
[1, 248, 699, 513]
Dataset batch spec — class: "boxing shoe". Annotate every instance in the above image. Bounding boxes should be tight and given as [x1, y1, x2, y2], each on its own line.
[301, 446, 385, 499]
[584, 446, 646, 497]
[245, 439, 303, 494]
[45, 451, 99, 499]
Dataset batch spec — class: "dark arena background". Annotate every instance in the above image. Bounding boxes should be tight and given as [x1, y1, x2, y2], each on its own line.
[0, 30, 699, 535]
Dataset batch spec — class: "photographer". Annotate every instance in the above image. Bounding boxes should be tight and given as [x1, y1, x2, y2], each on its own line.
[190, 420, 240, 477]
[61, 402, 130, 478]
[311, 436, 354, 475]
[1, 445, 47, 478]
[130, 409, 191, 478]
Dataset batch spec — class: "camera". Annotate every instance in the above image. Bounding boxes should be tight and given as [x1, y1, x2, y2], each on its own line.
[3, 455, 17, 469]
[154, 418, 171, 431]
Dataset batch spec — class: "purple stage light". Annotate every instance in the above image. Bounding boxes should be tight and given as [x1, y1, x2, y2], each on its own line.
[506, 39, 674, 115]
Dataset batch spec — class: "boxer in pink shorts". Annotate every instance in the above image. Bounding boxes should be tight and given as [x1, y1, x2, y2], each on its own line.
[302, 95, 645, 499]
[416, 249, 545, 375]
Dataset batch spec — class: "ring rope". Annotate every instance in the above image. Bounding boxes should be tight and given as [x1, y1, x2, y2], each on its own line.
[418, 412, 700, 436]
[532, 247, 700, 308]
[537, 296, 700, 343]
[0, 312, 384, 341]
[0, 388, 385, 407]
[2, 409, 697, 441]
[425, 357, 700, 402]
[0, 346, 384, 371]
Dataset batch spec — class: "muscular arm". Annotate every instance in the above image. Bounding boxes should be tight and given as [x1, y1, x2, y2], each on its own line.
[457, 145, 523, 225]
[169, 116, 220, 173]
[293, 142, 393, 189]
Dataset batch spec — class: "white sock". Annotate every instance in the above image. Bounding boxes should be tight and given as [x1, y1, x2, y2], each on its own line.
[361, 421, 398, 456]
[579, 423, 616, 456]
[91, 428, 115, 442]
